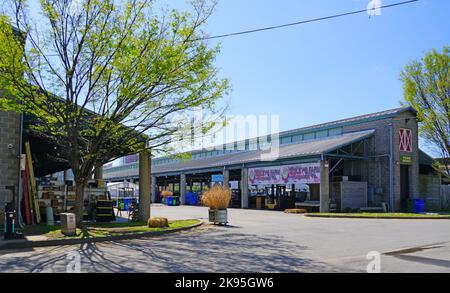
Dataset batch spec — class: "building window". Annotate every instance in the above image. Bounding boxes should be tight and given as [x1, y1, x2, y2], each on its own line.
[304, 132, 315, 140]
[328, 127, 343, 136]
[316, 130, 328, 138]
[292, 134, 303, 143]
[281, 136, 292, 145]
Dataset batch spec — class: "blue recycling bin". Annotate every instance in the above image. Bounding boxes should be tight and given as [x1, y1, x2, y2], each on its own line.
[117, 197, 136, 211]
[167, 196, 180, 206]
[413, 199, 425, 213]
[186, 192, 199, 206]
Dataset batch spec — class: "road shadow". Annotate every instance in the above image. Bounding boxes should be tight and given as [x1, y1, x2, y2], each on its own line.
[392, 255, 450, 269]
[83, 228, 339, 273]
[0, 227, 339, 273]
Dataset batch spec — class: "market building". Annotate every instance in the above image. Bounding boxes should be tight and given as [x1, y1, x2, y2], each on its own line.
[104, 106, 448, 213]
[1, 106, 449, 223]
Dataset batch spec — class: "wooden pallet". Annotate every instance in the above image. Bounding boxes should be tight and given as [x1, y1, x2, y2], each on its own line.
[21, 168, 32, 225]
[25, 142, 41, 224]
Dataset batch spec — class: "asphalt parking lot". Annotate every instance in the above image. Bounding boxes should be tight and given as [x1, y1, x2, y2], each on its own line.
[0, 205, 449, 273]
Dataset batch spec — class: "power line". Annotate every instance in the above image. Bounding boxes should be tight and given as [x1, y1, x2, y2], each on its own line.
[194, 0, 419, 41]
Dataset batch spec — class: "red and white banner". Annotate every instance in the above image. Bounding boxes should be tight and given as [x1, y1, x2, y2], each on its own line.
[399, 128, 412, 152]
[248, 163, 321, 186]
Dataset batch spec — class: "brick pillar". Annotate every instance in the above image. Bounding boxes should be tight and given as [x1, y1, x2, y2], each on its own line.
[180, 173, 186, 205]
[151, 176, 156, 203]
[139, 151, 151, 221]
[223, 169, 230, 189]
[241, 168, 249, 208]
[0, 111, 21, 212]
[320, 160, 330, 213]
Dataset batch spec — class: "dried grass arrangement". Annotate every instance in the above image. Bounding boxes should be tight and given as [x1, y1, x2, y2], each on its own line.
[202, 185, 231, 210]
[161, 190, 173, 197]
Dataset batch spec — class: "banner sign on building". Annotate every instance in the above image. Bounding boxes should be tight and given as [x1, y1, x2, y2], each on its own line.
[124, 154, 139, 164]
[211, 174, 224, 183]
[248, 163, 321, 186]
[211, 174, 224, 188]
[399, 128, 412, 152]
[400, 154, 413, 165]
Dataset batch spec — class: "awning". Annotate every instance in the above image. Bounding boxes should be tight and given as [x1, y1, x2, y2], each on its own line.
[153, 129, 375, 175]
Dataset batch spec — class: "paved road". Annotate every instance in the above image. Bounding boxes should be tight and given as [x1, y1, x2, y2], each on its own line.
[1, 206, 450, 273]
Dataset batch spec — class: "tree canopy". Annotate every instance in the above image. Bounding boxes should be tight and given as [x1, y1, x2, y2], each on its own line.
[401, 46, 450, 175]
[0, 0, 229, 224]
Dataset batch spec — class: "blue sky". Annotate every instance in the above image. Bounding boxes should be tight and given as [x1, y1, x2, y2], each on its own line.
[171, 0, 449, 153]
[15, 0, 450, 156]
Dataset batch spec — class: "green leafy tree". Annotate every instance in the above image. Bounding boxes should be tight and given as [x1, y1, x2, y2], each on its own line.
[401, 47, 450, 176]
[0, 0, 229, 226]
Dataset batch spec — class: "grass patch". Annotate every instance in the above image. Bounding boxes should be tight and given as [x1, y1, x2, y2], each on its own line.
[19, 219, 201, 239]
[306, 213, 450, 219]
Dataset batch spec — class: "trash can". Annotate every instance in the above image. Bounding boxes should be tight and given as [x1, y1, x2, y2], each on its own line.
[406, 199, 414, 213]
[60, 213, 77, 236]
[171, 196, 180, 206]
[167, 196, 180, 206]
[407, 199, 425, 213]
[413, 199, 425, 214]
[186, 192, 199, 205]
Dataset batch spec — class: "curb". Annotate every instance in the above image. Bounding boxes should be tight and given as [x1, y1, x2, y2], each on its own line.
[304, 214, 450, 220]
[0, 221, 203, 251]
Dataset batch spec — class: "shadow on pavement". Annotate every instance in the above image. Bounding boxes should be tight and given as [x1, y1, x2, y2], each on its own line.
[79, 228, 338, 273]
[0, 227, 339, 273]
[392, 255, 450, 269]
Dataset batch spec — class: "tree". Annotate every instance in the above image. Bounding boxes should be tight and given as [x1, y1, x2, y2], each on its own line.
[400, 47, 450, 176]
[0, 0, 229, 226]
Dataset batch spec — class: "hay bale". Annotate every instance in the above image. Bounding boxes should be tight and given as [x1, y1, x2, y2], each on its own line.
[284, 209, 307, 214]
[147, 217, 169, 228]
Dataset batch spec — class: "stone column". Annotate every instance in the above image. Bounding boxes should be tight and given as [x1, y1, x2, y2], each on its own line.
[320, 160, 330, 213]
[139, 151, 151, 221]
[241, 168, 249, 208]
[151, 175, 156, 203]
[180, 173, 186, 205]
[223, 169, 230, 189]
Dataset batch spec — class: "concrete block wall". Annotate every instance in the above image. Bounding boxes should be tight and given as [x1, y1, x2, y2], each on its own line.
[342, 110, 420, 211]
[0, 110, 21, 213]
[419, 174, 442, 211]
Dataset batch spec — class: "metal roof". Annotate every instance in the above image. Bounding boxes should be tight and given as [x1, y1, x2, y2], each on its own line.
[152, 129, 375, 175]
[153, 106, 416, 161]
[279, 106, 416, 136]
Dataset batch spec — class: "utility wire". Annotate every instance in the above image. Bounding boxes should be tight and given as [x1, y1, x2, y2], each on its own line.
[194, 0, 419, 41]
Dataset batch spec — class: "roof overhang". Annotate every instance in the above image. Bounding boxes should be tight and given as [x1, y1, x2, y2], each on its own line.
[149, 130, 375, 176]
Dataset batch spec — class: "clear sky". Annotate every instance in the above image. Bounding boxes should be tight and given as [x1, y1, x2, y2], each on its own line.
[13, 0, 450, 156]
[170, 0, 449, 154]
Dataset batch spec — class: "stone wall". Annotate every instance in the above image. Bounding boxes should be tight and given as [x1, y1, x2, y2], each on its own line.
[0, 110, 21, 214]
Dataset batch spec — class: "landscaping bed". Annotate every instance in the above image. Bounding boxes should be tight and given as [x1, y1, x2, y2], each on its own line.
[305, 213, 450, 219]
[19, 219, 201, 240]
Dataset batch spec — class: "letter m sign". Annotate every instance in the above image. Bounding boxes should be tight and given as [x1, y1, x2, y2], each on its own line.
[399, 128, 412, 152]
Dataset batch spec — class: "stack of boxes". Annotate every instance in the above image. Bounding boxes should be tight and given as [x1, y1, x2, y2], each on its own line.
[37, 180, 109, 221]
[38, 184, 75, 217]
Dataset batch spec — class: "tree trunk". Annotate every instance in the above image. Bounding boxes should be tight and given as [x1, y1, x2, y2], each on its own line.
[74, 180, 86, 227]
